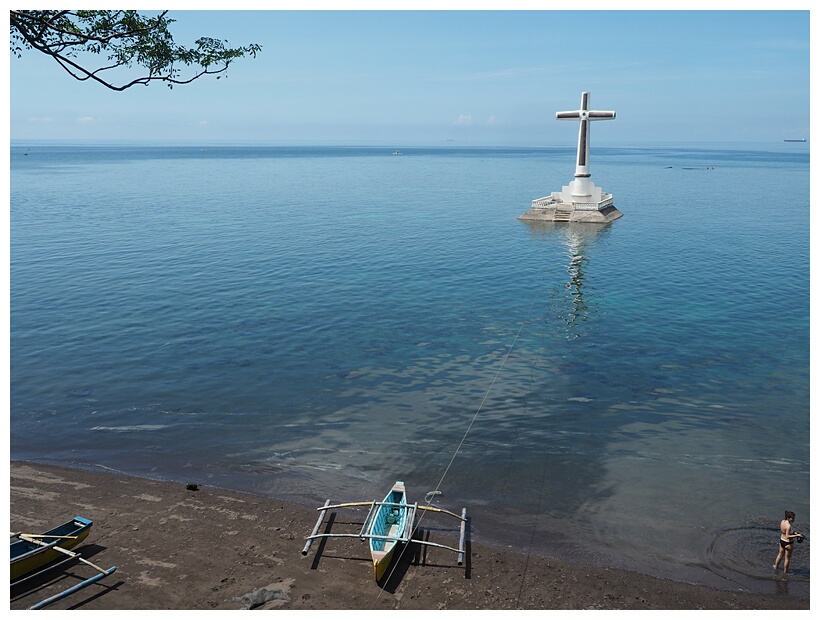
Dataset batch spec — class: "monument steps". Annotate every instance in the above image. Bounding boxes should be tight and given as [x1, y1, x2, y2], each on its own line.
[553, 205, 573, 222]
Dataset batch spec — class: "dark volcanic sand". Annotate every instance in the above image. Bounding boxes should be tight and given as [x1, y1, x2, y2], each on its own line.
[9, 461, 809, 611]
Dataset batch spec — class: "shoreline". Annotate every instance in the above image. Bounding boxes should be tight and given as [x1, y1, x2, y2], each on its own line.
[9, 460, 809, 610]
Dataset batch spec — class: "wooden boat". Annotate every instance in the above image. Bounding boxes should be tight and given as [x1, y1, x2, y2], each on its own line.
[11, 516, 93, 582]
[369, 481, 410, 581]
[11, 516, 117, 609]
[302, 481, 467, 583]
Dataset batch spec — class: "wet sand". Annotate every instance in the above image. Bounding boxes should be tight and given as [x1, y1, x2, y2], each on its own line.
[9, 461, 809, 610]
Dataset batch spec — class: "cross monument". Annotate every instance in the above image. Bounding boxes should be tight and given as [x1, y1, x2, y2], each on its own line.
[519, 91, 622, 223]
[557, 92, 615, 184]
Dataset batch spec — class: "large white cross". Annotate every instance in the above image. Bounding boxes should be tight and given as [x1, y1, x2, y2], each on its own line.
[556, 92, 615, 179]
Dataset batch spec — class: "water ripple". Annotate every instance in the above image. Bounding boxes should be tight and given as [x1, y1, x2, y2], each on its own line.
[10, 144, 809, 596]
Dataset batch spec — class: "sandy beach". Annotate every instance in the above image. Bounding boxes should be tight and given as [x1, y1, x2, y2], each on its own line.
[9, 461, 809, 611]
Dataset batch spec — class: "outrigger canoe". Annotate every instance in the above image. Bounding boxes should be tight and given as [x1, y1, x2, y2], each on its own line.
[11, 516, 117, 609]
[302, 481, 467, 582]
[11, 516, 93, 582]
[369, 481, 411, 581]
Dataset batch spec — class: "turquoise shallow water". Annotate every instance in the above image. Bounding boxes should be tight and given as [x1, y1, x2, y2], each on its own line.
[10, 143, 810, 597]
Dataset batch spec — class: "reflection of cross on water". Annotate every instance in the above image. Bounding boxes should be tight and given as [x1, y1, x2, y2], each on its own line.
[556, 92, 615, 180]
[521, 220, 612, 337]
[554, 225, 609, 337]
[563, 228, 590, 334]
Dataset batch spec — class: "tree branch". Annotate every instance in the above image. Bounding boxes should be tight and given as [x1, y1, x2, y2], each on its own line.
[9, 9, 260, 91]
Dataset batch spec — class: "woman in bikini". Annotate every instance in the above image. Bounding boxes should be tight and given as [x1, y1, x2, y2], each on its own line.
[773, 510, 803, 574]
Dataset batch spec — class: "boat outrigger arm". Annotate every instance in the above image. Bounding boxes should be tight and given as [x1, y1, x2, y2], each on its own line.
[301, 499, 468, 565]
[11, 533, 117, 610]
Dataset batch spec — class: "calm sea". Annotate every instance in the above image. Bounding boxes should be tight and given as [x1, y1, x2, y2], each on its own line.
[9, 142, 810, 598]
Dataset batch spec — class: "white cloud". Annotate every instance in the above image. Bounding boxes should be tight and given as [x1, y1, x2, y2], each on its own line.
[28, 116, 54, 124]
[76, 116, 95, 124]
[487, 115, 497, 126]
[453, 114, 473, 126]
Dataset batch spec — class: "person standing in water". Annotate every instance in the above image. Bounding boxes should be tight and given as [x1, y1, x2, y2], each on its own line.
[773, 510, 803, 573]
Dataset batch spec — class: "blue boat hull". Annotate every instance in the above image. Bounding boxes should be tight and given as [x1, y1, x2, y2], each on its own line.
[369, 481, 409, 581]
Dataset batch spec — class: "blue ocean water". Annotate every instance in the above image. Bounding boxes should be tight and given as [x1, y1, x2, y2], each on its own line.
[9, 143, 810, 598]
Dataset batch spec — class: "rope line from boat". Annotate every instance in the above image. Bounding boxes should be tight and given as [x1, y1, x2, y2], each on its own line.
[372, 286, 544, 604]
[425, 302, 537, 503]
[424, 490, 442, 508]
[514, 291, 551, 608]
[515, 455, 550, 608]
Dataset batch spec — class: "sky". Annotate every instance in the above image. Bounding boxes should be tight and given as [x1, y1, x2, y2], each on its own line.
[6, 6, 813, 145]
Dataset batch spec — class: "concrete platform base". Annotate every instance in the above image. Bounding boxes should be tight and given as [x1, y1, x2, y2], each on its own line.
[518, 203, 623, 223]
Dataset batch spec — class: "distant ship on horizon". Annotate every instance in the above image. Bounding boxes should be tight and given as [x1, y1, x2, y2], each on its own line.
[783, 139, 806, 142]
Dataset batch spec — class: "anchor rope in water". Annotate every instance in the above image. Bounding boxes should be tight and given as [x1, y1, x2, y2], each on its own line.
[373, 286, 545, 603]
[513, 295, 552, 608]
[426, 304, 535, 503]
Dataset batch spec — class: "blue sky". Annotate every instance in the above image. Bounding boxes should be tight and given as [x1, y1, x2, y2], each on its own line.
[7, 8, 812, 145]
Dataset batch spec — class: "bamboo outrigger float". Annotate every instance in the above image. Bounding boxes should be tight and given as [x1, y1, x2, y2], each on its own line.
[302, 481, 468, 582]
[10, 516, 117, 610]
